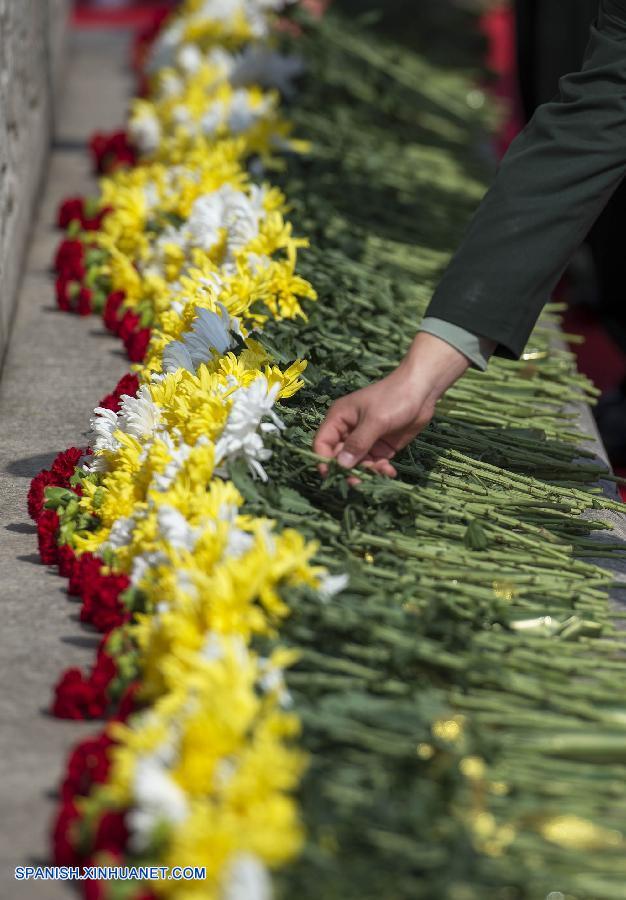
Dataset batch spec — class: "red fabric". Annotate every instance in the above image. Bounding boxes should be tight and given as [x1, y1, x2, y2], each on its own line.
[73, 2, 174, 31]
[479, 5, 524, 155]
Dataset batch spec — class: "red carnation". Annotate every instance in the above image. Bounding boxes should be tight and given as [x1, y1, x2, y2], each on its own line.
[98, 392, 121, 412]
[52, 799, 82, 866]
[52, 447, 85, 482]
[58, 198, 86, 229]
[84, 205, 112, 231]
[80, 572, 131, 633]
[99, 372, 140, 412]
[124, 328, 151, 363]
[117, 310, 140, 342]
[82, 877, 105, 900]
[61, 732, 114, 803]
[77, 287, 93, 317]
[69, 553, 102, 598]
[92, 811, 129, 856]
[55, 239, 85, 279]
[103, 290, 126, 333]
[90, 130, 137, 175]
[55, 276, 75, 312]
[115, 682, 140, 723]
[28, 469, 61, 521]
[115, 372, 140, 397]
[57, 544, 77, 579]
[52, 668, 109, 720]
[57, 197, 110, 232]
[37, 508, 60, 564]
[90, 650, 117, 690]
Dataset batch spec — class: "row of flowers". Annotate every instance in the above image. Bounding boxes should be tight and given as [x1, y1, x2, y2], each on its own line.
[31, 2, 338, 898]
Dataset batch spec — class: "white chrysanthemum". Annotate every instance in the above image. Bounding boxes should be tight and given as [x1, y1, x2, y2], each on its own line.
[199, 101, 226, 137]
[89, 387, 162, 462]
[247, 251, 272, 274]
[227, 89, 273, 135]
[319, 573, 349, 602]
[145, 19, 185, 73]
[181, 185, 267, 267]
[215, 376, 284, 481]
[172, 103, 194, 127]
[214, 757, 237, 789]
[206, 46, 238, 80]
[195, 304, 236, 352]
[152, 434, 195, 492]
[177, 43, 204, 75]
[201, 632, 247, 664]
[219, 503, 256, 558]
[130, 550, 167, 587]
[202, 631, 224, 663]
[176, 569, 199, 599]
[105, 516, 137, 551]
[258, 657, 292, 708]
[128, 755, 189, 852]
[231, 46, 304, 95]
[118, 385, 162, 441]
[157, 505, 199, 552]
[162, 340, 195, 376]
[223, 184, 267, 256]
[128, 111, 162, 155]
[158, 70, 184, 99]
[198, 269, 225, 294]
[143, 224, 189, 278]
[221, 853, 272, 900]
[186, 189, 228, 250]
[143, 181, 161, 211]
[90, 407, 120, 454]
[162, 305, 239, 375]
[147, 0, 295, 72]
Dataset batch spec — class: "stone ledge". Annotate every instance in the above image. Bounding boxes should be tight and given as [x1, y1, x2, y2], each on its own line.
[0, 0, 70, 361]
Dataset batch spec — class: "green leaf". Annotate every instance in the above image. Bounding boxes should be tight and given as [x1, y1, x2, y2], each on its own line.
[43, 487, 75, 509]
[463, 519, 489, 551]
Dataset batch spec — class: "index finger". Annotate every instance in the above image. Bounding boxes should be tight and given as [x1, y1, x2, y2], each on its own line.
[313, 402, 356, 474]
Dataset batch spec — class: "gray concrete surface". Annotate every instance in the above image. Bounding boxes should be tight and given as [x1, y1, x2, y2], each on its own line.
[0, 0, 71, 359]
[0, 28, 132, 900]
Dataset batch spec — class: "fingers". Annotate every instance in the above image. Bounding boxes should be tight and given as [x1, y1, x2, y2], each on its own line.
[313, 399, 357, 475]
[314, 396, 400, 479]
[347, 457, 397, 486]
[336, 414, 386, 470]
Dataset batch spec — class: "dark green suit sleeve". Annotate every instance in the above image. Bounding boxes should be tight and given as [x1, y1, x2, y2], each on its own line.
[426, 0, 626, 359]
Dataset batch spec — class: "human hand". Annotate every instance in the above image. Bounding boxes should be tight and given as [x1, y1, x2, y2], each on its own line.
[313, 332, 470, 479]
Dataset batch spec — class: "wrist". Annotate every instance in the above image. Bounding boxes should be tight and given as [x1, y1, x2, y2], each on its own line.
[400, 331, 470, 401]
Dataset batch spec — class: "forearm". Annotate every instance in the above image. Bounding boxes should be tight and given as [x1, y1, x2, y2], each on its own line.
[426, 0, 626, 359]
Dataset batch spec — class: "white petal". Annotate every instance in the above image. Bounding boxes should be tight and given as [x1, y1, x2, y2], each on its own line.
[221, 853, 272, 900]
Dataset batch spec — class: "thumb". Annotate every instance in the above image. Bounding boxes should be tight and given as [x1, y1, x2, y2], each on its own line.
[337, 414, 384, 469]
